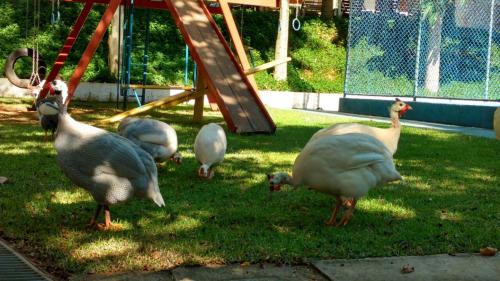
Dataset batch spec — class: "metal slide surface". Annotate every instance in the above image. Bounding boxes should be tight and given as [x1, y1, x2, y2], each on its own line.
[165, 0, 276, 133]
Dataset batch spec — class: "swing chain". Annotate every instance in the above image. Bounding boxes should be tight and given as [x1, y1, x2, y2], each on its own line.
[30, 0, 42, 87]
[51, 0, 60, 24]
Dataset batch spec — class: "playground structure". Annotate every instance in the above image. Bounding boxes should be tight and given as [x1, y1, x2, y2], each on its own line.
[34, 0, 303, 134]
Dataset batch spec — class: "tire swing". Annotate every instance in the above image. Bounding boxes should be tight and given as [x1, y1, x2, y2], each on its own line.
[4, 48, 46, 89]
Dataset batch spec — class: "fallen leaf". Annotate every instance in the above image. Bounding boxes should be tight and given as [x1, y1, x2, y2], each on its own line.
[151, 251, 162, 259]
[480, 247, 497, 256]
[241, 261, 250, 267]
[0, 177, 8, 185]
[401, 264, 415, 274]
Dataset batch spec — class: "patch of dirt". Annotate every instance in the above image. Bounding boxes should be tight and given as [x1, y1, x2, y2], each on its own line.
[0, 103, 38, 124]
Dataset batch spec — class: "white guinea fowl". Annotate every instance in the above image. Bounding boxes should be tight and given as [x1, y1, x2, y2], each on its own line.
[194, 123, 227, 179]
[268, 133, 402, 227]
[309, 98, 412, 155]
[118, 117, 182, 164]
[54, 96, 165, 230]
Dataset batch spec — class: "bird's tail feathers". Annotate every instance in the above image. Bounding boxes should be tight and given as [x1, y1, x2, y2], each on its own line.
[152, 192, 165, 207]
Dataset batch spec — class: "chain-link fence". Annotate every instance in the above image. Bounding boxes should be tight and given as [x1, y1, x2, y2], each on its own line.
[344, 0, 499, 100]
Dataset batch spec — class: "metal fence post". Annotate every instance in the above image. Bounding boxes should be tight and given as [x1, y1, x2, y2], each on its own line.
[484, 0, 495, 100]
[413, 0, 424, 101]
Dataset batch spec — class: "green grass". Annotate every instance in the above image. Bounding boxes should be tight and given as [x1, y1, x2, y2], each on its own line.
[0, 99, 498, 278]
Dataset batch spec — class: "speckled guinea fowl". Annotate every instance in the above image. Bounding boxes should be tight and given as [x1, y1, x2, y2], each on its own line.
[34, 79, 69, 141]
[118, 117, 181, 164]
[36, 96, 59, 141]
[54, 97, 165, 229]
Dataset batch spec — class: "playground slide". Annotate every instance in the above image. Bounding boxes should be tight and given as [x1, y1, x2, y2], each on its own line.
[165, 0, 276, 134]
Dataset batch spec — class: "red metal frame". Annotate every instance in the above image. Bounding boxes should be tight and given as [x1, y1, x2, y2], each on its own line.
[37, 1, 94, 101]
[65, 0, 121, 105]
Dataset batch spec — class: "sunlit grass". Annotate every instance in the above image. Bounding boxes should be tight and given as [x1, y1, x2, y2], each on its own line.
[0, 98, 498, 278]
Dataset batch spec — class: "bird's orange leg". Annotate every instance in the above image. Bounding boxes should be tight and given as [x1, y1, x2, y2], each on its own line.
[325, 196, 343, 226]
[337, 199, 357, 227]
[103, 205, 111, 230]
[86, 205, 102, 229]
[207, 168, 215, 179]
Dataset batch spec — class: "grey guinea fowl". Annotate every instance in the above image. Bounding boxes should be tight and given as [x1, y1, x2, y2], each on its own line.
[117, 117, 182, 164]
[36, 96, 59, 141]
[34, 79, 69, 140]
[54, 96, 165, 229]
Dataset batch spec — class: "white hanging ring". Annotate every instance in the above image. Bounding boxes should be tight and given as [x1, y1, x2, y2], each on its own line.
[292, 17, 301, 31]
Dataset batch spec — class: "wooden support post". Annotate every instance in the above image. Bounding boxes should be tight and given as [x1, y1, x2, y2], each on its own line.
[218, 0, 258, 90]
[274, 0, 289, 81]
[194, 68, 219, 112]
[193, 69, 207, 122]
[65, 0, 121, 106]
[37, 1, 94, 101]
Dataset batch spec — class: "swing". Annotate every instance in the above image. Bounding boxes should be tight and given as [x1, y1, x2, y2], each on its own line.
[4, 0, 46, 89]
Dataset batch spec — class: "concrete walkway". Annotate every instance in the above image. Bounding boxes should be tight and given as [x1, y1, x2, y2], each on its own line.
[299, 109, 497, 139]
[71, 254, 499, 281]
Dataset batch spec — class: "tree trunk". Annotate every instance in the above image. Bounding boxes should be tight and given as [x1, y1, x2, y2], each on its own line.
[321, 0, 335, 19]
[424, 13, 443, 93]
[108, 6, 124, 78]
[274, 0, 289, 81]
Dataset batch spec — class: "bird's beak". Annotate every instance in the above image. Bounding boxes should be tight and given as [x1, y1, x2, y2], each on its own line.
[399, 104, 412, 117]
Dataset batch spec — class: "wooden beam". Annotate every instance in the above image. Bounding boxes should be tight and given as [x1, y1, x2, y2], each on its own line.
[100, 90, 204, 123]
[124, 84, 183, 90]
[65, 0, 280, 8]
[193, 69, 207, 122]
[245, 57, 291, 75]
[210, 0, 279, 7]
[65, 0, 121, 106]
[219, 0, 258, 90]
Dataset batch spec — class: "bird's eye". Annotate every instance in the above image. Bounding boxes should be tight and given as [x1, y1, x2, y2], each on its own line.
[399, 103, 403, 106]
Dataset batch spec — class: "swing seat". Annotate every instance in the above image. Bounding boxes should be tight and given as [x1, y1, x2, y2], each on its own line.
[4, 48, 46, 89]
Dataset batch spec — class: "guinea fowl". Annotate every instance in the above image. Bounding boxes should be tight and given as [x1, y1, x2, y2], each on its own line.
[118, 117, 182, 164]
[54, 96, 165, 229]
[194, 123, 227, 179]
[35, 79, 68, 141]
[36, 96, 59, 141]
[267, 133, 402, 226]
[309, 98, 412, 155]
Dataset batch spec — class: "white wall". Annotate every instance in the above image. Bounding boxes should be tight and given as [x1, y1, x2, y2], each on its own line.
[0, 78, 343, 110]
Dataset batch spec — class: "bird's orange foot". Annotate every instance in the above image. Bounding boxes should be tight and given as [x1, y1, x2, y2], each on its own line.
[336, 212, 353, 227]
[94, 223, 122, 231]
[325, 219, 336, 226]
[86, 221, 98, 230]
